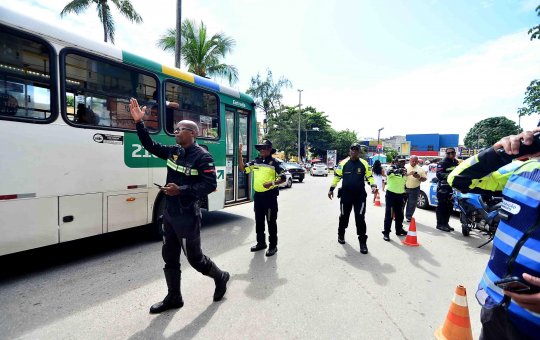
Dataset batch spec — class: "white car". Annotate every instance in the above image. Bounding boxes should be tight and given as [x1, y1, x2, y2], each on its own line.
[275, 160, 293, 189]
[416, 175, 458, 211]
[310, 163, 328, 176]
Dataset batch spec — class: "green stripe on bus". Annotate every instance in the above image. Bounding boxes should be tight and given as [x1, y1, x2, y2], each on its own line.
[122, 51, 162, 73]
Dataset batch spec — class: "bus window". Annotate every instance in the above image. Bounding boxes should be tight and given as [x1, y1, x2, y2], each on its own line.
[164, 81, 219, 139]
[63, 52, 159, 132]
[0, 29, 53, 121]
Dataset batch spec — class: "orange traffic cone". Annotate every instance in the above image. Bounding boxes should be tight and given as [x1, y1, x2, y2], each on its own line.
[374, 191, 381, 207]
[402, 217, 419, 246]
[435, 285, 473, 340]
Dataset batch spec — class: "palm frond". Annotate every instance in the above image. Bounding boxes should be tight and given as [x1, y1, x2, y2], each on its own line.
[60, 0, 92, 17]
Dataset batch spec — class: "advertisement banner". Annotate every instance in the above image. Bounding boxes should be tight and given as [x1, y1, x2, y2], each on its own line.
[327, 150, 337, 169]
[400, 142, 411, 156]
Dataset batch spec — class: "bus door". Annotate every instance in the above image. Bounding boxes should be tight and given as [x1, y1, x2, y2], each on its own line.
[225, 108, 250, 204]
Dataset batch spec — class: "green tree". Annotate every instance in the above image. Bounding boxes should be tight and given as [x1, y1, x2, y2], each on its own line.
[302, 107, 333, 159]
[330, 129, 359, 160]
[246, 69, 292, 119]
[157, 20, 238, 84]
[518, 79, 540, 116]
[384, 147, 398, 163]
[464, 117, 520, 148]
[266, 106, 298, 159]
[528, 5, 540, 40]
[60, 0, 142, 44]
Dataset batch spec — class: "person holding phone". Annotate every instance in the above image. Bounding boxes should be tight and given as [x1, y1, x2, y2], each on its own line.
[448, 126, 540, 339]
[129, 98, 229, 314]
[404, 155, 427, 223]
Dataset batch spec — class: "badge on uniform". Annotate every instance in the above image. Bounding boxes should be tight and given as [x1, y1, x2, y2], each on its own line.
[173, 155, 178, 161]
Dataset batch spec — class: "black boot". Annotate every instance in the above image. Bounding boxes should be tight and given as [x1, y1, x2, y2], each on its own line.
[149, 268, 184, 314]
[206, 263, 230, 302]
[358, 235, 368, 254]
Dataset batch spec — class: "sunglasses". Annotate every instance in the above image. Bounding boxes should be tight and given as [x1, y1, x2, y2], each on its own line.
[446, 151, 456, 155]
[258, 146, 271, 150]
[173, 127, 193, 134]
[350, 147, 360, 151]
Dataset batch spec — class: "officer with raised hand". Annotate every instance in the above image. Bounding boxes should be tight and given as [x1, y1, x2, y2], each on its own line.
[328, 143, 376, 254]
[239, 139, 286, 257]
[129, 98, 229, 314]
[448, 127, 540, 339]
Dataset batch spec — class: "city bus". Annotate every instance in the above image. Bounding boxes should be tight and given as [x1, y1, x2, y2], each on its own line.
[0, 6, 256, 256]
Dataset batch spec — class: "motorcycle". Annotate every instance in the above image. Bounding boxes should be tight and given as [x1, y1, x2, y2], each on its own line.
[454, 192, 502, 248]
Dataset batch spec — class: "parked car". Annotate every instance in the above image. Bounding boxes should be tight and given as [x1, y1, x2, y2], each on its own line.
[284, 162, 306, 182]
[310, 163, 328, 176]
[416, 176, 459, 211]
[275, 160, 293, 189]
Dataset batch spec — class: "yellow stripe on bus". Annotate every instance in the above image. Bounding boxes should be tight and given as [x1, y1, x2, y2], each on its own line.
[162, 65, 195, 83]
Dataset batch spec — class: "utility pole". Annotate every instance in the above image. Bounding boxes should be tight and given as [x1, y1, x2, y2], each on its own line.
[297, 89, 303, 163]
[175, 0, 182, 68]
[377, 127, 384, 153]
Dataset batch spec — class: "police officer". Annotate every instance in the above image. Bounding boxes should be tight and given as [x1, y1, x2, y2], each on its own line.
[129, 98, 229, 314]
[328, 143, 376, 254]
[449, 128, 540, 339]
[382, 157, 408, 241]
[238, 139, 286, 257]
[435, 147, 459, 232]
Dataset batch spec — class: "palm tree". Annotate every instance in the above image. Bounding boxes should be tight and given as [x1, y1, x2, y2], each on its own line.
[157, 20, 238, 85]
[60, 0, 143, 44]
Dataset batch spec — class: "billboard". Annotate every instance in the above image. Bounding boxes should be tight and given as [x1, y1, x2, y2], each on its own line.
[400, 141, 411, 156]
[327, 150, 337, 169]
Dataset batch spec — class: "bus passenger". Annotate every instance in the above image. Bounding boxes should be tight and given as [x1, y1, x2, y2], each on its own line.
[128, 98, 230, 314]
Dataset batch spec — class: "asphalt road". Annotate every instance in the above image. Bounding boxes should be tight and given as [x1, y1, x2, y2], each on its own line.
[0, 174, 492, 339]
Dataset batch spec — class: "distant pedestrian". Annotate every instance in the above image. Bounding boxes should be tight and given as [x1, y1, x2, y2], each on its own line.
[239, 139, 286, 257]
[404, 155, 427, 222]
[382, 157, 408, 241]
[372, 160, 386, 202]
[328, 143, 376, 254]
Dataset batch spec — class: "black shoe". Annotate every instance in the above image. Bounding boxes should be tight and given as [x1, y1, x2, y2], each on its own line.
[406, 218, 411, 223]
[338, 236, 345, 244]
[382, 232, 390, 241]
[266, 247, 278, 257]
[436, 225, 452, 232]
[396, 229, 408, 236]
[213, 271, 230, 302]
[360, 242, 368, 254]
[250, 243, 267, 252]
[149, 294, 184, 314]
[445, 224, 455, 231]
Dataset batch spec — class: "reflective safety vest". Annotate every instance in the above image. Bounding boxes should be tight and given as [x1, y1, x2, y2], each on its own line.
[244, 157, 286, 193]
[473, 160, 540, 337]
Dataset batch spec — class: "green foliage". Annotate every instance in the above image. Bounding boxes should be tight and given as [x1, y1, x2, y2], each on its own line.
[60, 0, 143, 44]
[464, 116, 520, 148]
[518, 79, 540, 116]
[157, 20, 238, 84]
[246, 69, 291, 118]
[384, 147, 398, 163]
[330, 129, 359, 160]
[528, 5, 540, 40]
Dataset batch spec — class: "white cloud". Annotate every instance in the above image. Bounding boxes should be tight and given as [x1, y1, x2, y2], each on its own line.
[280, 30, 540, 143]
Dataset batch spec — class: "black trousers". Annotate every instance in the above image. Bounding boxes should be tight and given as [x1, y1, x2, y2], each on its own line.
[162, 216, 213, 275]
[436, 191, 453, 226]
[480, 306, 532, 340]
[254, 194, 278, 248]
[338, 195, 367, 242]
[384, 191, 405, 234]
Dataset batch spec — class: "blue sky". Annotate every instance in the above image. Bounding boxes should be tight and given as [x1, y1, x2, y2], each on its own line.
[9, 0, 540, 143]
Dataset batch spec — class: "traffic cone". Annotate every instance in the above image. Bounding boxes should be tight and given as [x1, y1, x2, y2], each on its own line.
[402, 217, 420, 246]
[435, 285, 473, 340]
[374, 191, 381, 207]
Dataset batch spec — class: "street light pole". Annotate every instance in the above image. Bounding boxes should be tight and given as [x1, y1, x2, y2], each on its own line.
[377, 127, 384, 153]
[297, 89, 303, 163]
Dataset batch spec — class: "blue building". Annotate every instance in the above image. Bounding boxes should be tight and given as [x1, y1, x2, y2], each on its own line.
[405, 134, 459, 156]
